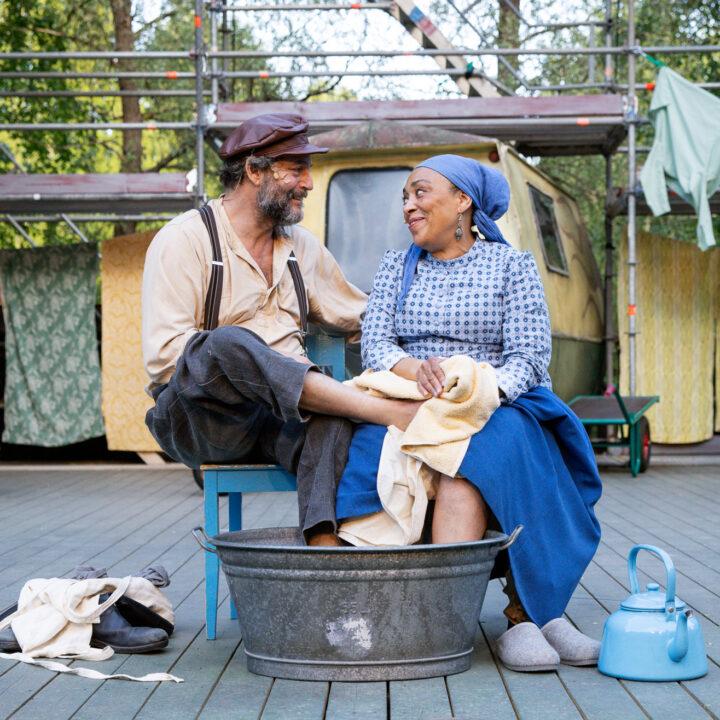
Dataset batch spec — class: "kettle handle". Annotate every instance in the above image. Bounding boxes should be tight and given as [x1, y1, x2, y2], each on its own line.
[628, 544, 676, 612]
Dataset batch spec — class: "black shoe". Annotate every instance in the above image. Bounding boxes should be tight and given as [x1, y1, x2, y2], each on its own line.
[115, 595, 174, 636]
[91, 595, 169, 653]
[0, 626, 20, 653]
[0, 603, 20, 653]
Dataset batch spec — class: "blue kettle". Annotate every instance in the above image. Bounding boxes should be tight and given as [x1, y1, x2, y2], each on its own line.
[598, 544, 707, 681]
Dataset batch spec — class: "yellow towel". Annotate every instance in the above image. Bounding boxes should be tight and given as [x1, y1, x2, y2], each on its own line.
[347, 355, 500, 476]
[339, 356, 499, 546]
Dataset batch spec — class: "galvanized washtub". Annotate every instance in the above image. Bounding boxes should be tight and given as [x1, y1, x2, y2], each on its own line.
[192, 525, 520, 682]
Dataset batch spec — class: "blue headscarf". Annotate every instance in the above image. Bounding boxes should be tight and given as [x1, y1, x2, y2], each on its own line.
[397, 154, 511, 311]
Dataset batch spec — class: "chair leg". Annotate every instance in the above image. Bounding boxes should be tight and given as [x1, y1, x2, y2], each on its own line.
[204, 470, 220, 640]
[227, 492, 242, 620]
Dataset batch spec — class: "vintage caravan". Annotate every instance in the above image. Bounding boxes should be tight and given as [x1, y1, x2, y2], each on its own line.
[302, 121, 604, 401]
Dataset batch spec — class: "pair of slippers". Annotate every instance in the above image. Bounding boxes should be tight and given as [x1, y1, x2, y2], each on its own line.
[495, 617, 601, 672]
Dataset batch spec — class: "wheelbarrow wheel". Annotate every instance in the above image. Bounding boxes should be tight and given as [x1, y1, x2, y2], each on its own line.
[638, 416, 651, 473]
[192, 468, 204, 490]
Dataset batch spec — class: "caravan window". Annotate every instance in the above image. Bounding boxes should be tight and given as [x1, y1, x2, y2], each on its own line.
[528, 184, 569, 275]
[326, 167, 412, 293]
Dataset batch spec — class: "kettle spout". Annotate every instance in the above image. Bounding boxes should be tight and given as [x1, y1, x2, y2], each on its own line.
[668, 610, 690, 663]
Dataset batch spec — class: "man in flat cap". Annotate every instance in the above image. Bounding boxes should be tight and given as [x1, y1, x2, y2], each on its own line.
[142, 113, 418, 545]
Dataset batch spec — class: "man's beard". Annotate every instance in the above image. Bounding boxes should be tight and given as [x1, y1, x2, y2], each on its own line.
[257, 174, 307, 225]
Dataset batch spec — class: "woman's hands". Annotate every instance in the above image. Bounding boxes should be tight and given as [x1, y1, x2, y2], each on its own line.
[391, 356, 446, 398]
[416, 357, 446, 398]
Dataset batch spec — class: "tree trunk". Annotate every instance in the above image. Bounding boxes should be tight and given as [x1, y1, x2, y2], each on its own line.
[110, 0, 142, 236]
[498, 0, 520, 91]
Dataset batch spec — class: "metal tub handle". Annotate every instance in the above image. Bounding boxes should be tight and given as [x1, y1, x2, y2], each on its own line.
[192, 526, 217, 554]
[497, 525, 523, 551]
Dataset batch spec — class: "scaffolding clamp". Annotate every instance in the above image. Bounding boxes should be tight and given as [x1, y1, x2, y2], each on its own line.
[622, 94, 639, 123]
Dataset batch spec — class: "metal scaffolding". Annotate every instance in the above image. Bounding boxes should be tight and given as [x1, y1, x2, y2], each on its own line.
[0, 0, 718, 392]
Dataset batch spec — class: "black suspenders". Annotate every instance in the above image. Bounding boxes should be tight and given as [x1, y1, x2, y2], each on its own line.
[197, 205, 308, 343]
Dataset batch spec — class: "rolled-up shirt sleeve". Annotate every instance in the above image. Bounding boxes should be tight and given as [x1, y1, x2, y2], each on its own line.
[361, 250, 411, 371]
[142, 221, 206, 385]
[495, 251, 552, 402]
[302, 233, 368, 340]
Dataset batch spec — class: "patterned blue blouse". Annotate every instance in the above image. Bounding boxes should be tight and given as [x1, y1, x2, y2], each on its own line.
[361, 238, 553, 403]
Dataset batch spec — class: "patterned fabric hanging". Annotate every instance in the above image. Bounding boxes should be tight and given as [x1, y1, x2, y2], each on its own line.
[100, 230, 161, 452]
[619, 229, 720, 443]
[0, 243, 105, 446]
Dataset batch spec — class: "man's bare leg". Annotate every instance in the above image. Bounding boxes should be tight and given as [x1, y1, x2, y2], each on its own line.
[432, 474, 488, 543]
[300, 370, 421, 431]
[300, 371, 423, 546]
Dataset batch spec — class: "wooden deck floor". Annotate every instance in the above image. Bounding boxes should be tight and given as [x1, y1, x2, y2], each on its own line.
[1, 464, 719, 720]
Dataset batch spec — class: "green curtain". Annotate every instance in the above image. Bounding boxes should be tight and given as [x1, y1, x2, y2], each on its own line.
[0, 243, 105, 446]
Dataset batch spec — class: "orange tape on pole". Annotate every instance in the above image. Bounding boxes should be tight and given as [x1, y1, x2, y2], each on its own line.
[645, 82, 655, 91]
[577, 117, 590, 126]
[350, 2, 361, 7]
[166, 71, 178, 79]
[194, 15, 202, 27]
[628, 305, 636, 317]
[146, 124, 158, 130]
[259, 71, 270, 79]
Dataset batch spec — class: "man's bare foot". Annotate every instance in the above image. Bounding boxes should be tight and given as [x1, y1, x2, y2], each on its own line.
[307, 532, 344, 547]
[389, 399, 424, 431]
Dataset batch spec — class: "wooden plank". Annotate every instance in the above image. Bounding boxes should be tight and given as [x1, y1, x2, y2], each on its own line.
[559, 597, 648, 720]
[0, 469, 174, 565]
[389, 677, 451, 720]
[260, 679, 328, 720]
[136, 602, 242, 720]
[69, 566, 213, 718]
[621, 677, 714, 719]
[0, 474, 195, 605]
[197, 644, 273, 720]
[325, 681, 387, 720]
[445, 619, 515, 719]
[479, 582, 583, 720]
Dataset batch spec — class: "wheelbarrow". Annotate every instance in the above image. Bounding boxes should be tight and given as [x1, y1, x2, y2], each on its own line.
[569, 385, 659, 476]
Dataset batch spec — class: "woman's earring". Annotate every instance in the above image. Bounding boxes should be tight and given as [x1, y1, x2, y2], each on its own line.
[455, 213, 464, 240]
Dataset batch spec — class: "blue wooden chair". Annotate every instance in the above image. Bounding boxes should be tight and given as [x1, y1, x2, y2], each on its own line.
[200, 333, 346, 639]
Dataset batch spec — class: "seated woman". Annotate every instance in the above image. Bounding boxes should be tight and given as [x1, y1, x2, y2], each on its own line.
[336, 154, 603, 673]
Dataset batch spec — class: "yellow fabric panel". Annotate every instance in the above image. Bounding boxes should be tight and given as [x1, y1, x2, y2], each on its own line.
[716, 256, 720, 433]
[101, 230, 161, 452]
[619, 229, 717, 443]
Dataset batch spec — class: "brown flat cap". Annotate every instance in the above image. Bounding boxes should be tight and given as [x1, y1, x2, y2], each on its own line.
[218, 113, 329, 160]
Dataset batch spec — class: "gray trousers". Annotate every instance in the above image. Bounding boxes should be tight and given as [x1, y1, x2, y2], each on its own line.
[146, 326, 353, 538]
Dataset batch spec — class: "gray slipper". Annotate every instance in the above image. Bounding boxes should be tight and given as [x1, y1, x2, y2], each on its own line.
[495, 621, 560, 672]
[541, 617, 601, 666]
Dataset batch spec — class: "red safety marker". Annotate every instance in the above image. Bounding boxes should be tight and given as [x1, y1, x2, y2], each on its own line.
[628, 305, 636, 317]
[577, 117, 590, 126]
[645, 82, 655, 91]
[259, 71, 270, 79]
[350, 2, 361, 7]
[146, 124, 158, 130]
[194, 15, 202, 27]
[166, 71, 178, 79]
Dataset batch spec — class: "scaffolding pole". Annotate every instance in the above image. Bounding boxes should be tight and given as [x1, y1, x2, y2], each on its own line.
[194, 0, 206, 207]
[626, 0, 638, 395]
[0, 116, 628, 132]
[603, 0, 615, 389]
[2, 45, 718, 60]
[2, 215, 177, 223]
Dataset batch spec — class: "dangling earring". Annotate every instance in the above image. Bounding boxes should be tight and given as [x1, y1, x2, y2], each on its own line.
[455, 213, 464, 240]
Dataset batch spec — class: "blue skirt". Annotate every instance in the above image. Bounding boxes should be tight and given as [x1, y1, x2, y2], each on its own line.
[336, 387, 602, 626]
